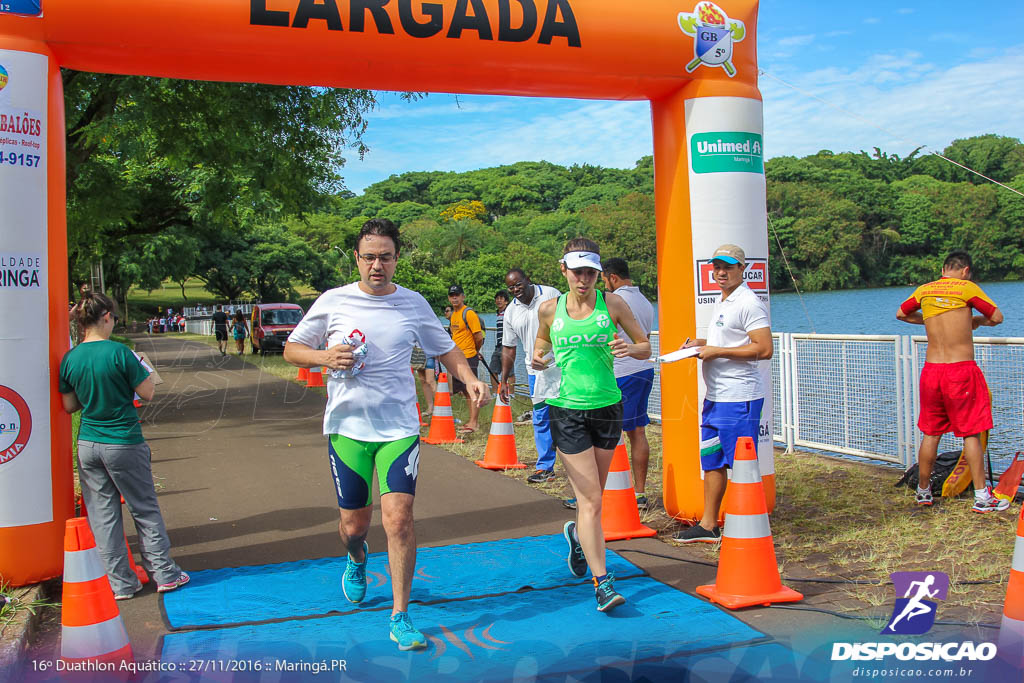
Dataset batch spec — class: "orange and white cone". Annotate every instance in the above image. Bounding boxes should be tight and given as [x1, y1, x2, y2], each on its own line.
[306, 367, 325, 388]
[601, 435, 656, 541]
[696, 436, 803, 609]
[60, 518, 133, 667]
[422, 372, 463, 445]
[476, 394, 526, 470]
[77, 496, 149, 585]
[998, 505, 1024, 668]
[296, 366, 309, 382]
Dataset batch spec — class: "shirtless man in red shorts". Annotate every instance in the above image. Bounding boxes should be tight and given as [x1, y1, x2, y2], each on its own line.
[897, 250, 1006, 513]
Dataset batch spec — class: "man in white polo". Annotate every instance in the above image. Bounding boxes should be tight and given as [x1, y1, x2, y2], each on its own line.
[674, 244, 773, 543]
[499, 268, 561, 483]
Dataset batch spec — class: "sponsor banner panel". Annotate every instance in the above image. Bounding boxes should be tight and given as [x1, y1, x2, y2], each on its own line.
[0, 48, 51, 526]
[685, 96, 773, 475]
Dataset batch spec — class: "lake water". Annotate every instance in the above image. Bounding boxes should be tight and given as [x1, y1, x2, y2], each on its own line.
[471, 280, 1024, 337]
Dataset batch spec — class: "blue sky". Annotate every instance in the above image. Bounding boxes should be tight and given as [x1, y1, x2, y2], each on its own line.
[339, 1, 1024, 194]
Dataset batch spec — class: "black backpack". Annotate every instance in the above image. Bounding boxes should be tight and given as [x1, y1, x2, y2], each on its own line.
[895, 451, 965, 496]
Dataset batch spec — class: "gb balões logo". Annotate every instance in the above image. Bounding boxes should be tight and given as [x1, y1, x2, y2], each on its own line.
[677, 1, 746, 78]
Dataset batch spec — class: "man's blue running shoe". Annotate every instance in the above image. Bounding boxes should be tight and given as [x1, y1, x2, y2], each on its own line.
[389, 611, 428, 651]
[594, 573, 626, 613]
[342, 541, 368, 604]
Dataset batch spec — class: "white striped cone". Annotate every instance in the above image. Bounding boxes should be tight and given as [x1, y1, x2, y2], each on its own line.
[601, 435, 656, 540]
[60, 518, 133, 665]
[998, 506, 1024, 668]
[477, 394, 526, 469]
[696, 436, 802, 609]
[423, 373, 463, 444]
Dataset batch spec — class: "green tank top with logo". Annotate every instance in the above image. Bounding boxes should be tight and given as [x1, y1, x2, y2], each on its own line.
[547, 291, 622, 410]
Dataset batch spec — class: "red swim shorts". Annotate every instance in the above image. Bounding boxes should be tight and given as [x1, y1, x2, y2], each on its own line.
[918, 361, 992, 437]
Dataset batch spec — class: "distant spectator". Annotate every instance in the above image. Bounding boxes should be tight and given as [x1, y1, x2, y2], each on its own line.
[231, 311, 248, 355]
[489, 290, 512, 395]
[212, 305, 229, 356]
[447, 285, 484, 434]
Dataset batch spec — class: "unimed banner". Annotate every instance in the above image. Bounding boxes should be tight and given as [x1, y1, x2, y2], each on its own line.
[0, 48, 51, 527]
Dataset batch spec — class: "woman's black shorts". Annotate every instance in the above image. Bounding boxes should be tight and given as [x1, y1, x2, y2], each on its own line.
[549, 402, 623, 455]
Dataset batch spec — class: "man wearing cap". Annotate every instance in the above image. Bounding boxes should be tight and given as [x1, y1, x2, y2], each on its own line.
[673, 244, 773, 543]
[447, 284, 485, 434]
[500, 268, 561, 483]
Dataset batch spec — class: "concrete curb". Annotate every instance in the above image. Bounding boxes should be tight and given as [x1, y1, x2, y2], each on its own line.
[0, 582, 54, 680]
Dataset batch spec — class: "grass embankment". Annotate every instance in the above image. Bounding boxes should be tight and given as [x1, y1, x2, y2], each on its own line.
[175, 331, 1015, 626]
[124, 279, 318, 321]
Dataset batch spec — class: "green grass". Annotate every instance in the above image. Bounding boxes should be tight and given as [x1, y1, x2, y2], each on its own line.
[125, 278, 319, 321]
[0, 582, 57, 640]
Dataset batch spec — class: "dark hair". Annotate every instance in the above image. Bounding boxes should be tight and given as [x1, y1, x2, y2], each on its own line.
[72, 289, 117, 331]
[234, 311, 245, 322]
[356, 218, 402, 255]
[506, 267, 527, 280]
[602, 257, 629, 279]
[943, 250, 973, 274]
[495, 290, 510, 302]
[563, 237, 600, 255]
[216, 304, 223, 310]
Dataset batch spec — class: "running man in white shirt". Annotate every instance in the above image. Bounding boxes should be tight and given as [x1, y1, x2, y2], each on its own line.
[672, 244, 773, 543]
[284, 218, 490, 651]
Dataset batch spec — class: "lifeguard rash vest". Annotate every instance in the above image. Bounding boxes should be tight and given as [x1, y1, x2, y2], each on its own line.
[899, 278, 997, 321]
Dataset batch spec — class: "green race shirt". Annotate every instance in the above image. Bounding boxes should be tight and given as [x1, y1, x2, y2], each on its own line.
[547, 291, 622, 410]
[59, 340, 150, 444]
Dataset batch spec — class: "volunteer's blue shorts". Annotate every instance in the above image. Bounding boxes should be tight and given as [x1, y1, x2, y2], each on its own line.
[700, 398, 764, 471]
[425, 357, 436, 370]
[617, 368, 654, 432]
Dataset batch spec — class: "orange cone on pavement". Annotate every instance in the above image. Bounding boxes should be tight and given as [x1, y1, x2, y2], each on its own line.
[998, 505, 1024, 668]
[76, 497, 149, 585]
[601, 435, 656, 540]
[60, 518, 133, 667]
[306, 367, 325, 387]
[696, 437, 803, 609]
[296, 366, 309, 382]
[476, 394, 526, 470]
[422, 372, 463, 445]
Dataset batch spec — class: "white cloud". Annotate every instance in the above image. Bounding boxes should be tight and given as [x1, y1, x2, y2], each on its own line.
[864, 17, 880, 24]
[897, 8, 915, 14]
[778, 34, 815, 48]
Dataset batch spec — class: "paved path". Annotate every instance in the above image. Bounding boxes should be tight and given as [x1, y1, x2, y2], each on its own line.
[17, 334, 901, 680]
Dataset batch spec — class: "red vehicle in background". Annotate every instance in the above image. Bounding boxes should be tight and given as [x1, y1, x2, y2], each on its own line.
[250, 303, 304, 355]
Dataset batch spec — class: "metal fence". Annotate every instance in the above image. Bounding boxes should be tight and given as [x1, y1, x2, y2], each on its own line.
[774, 333, 1024, 477]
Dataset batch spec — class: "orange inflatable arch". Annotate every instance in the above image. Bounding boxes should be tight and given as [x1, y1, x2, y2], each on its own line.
[0, 0, 774, 585]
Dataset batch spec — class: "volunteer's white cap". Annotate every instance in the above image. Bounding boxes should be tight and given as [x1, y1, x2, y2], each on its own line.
[561, 251, 603, 271]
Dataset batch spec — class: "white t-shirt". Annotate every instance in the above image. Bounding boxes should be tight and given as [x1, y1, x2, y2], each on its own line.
[702, 283, 770, 402]
[502, 284, 561, 404]
[288, 283, 456, 440]
[611, 285, 655, 378]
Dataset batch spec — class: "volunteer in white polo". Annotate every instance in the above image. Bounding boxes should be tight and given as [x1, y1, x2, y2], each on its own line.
[673, 244, 773, 543]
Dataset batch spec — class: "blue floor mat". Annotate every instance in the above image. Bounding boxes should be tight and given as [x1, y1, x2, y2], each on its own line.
[161, 576, 768, 682]
[162, 534, 644, 629]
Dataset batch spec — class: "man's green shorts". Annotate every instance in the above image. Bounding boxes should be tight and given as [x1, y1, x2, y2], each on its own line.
[327, 434, 420, 509]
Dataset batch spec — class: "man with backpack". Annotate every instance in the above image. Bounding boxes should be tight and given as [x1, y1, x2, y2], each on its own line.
[447, 284, 484, 434]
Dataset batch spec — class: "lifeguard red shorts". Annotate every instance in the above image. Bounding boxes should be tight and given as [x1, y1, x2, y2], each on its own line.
[918, 361, 992, 437]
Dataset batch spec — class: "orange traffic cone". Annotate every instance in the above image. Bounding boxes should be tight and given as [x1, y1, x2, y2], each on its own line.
[998, 505, 1024, 668]
[77, 496, 149, 585]
[296, 366, 309, 382]
[422, 372, 463, 445]
[696, 437, 803, 609]
[476, 394, 526, 470]
[306, 367, 325, 387]
[60, 518, 133, 667]
[601, 435, 656, 540]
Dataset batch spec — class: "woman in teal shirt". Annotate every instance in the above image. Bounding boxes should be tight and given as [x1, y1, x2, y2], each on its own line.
[60, 291, 189, 599]
[533, 238, 651, 613]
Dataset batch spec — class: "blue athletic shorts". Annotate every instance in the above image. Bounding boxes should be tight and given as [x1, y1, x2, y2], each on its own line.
[617, 368, 654, 432]
[700, 398, 764, 471]
[425, 357, 436, 370]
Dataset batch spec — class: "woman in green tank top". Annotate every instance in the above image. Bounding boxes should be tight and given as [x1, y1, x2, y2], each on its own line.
[532, 238, 651, 613]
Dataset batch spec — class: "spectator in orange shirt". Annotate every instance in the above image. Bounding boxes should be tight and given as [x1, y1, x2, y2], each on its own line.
[447, 284, 484, 433]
